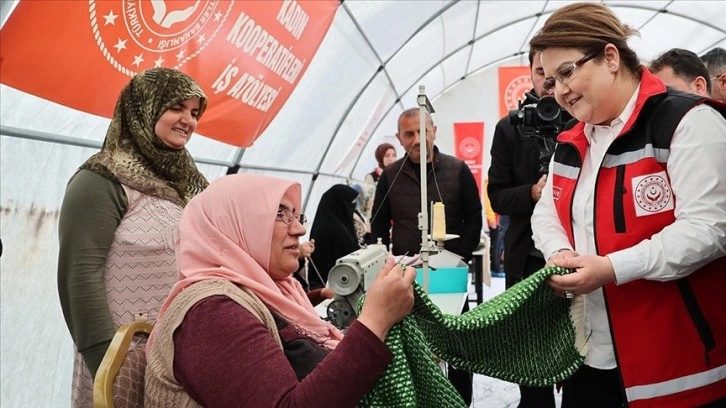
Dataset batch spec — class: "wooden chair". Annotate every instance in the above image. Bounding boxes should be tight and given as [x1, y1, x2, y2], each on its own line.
[94, 321, 154, 408]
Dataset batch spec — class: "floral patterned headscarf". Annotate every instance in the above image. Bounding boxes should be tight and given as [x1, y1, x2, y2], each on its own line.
[80, 68, 209, 206]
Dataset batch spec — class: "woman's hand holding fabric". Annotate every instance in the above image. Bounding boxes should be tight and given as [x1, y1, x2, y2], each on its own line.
[358, 258, 416, 342]
[545, 248, 578, 267]
[547, 254, 617, 297]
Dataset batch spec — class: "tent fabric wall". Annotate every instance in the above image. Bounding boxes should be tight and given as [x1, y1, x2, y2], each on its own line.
[1, 1, 725, 406]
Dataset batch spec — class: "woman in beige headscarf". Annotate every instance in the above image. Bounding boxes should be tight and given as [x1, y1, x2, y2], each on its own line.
[57, 68, 208, 407]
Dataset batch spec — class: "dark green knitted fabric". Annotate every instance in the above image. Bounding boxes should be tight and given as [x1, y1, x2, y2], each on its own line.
[360, 266, 585, 408]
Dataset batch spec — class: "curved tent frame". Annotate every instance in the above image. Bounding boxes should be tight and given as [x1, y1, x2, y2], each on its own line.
[0, 1, 725, 406]
[2, 1, 724, 214]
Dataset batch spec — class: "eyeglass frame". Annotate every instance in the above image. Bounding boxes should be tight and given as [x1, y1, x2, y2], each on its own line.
[542, 50, 602, 93]
[276, 206, 307, 225]
[711, 73, 725, 81]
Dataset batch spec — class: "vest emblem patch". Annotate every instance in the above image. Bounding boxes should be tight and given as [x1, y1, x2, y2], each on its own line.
[632, 171, 674, 217]
[552, 186, 562, 200]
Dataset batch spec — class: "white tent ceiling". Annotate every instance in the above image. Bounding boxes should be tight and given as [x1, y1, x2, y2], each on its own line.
[2, 0, 725, 210]
[1, 1, 725, 406]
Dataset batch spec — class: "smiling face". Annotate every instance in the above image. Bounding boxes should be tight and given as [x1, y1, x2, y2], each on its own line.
[268, 192, 306, 280]
[397, 112, 436, 164]
[154, 97, 201, 149]
[540, 46, 622, 125]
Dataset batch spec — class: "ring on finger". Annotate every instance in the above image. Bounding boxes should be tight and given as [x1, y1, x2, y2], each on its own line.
[564, 290, 575, 299]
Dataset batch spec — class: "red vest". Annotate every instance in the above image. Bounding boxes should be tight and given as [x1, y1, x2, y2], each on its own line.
[551, 69, 726, 407]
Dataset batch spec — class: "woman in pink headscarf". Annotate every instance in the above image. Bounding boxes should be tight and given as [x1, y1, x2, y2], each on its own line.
[145, 174, 416, 407]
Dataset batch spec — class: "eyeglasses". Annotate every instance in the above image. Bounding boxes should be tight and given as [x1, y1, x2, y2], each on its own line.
[543, 51, 600, 93]
[276, 207, 306, 225]
[711, 73, 725, 81]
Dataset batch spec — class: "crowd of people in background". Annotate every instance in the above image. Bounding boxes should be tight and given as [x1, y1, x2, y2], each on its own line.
[56, 3, 726, 407]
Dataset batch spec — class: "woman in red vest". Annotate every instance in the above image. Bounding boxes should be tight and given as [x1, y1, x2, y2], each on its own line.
[529, 3, 726, 407]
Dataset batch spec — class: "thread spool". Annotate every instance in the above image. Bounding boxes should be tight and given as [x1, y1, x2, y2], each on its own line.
[432, 202, 446, 241]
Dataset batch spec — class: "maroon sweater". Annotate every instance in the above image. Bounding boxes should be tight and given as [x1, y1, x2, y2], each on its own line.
[173, 296, 392, 407]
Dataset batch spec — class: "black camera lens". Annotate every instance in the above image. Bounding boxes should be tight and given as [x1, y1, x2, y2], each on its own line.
[536, 97, 561, 122]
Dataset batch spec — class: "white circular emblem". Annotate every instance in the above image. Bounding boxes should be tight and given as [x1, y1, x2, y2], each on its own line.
[504, 75, 533, 111]
[88, 0, 234, 77]
[635, 175, 671, 212]
[458, 136, 481, 159]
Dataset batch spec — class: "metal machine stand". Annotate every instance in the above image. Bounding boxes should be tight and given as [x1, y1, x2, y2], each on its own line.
[417, 85, 436, 293]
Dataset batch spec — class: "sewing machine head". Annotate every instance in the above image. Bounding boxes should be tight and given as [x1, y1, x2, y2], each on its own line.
[325, 242, 387, 330]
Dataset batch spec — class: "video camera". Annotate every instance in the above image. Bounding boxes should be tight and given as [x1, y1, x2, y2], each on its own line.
[508, 93, 572, 175]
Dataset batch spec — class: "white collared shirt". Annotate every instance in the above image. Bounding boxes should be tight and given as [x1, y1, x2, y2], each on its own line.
[532, 88, 726, 369]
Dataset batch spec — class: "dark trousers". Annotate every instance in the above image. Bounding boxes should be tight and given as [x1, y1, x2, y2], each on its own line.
[489, 228, 500, 273]
[495, 215, 510, 271]
[505, 254, 544, 289]
[448, 300, 473, 405]
[507, 255, 554, 407]
[561, 365, 625, 408]
[518, 385, 555, 408]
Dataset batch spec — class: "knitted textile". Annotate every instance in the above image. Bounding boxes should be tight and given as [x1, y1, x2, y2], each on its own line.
[360, 266, 587, 408]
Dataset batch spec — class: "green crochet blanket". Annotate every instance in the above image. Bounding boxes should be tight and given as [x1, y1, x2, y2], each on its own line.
[360, 266, 587, 408]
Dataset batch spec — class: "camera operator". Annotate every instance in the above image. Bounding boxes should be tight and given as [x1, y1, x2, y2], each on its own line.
[487, 50, 564, 408]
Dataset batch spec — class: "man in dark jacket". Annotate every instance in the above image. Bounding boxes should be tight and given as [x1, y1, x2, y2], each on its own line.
[370, 108, 482, 263]
[487, 50, 557, 407]
[370, 108, 482, 405]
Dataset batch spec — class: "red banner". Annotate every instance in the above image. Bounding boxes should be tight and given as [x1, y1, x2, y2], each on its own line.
[453, 122, 484, 195]
[498, 66, 532, 118]
[0, 0, 338, 147]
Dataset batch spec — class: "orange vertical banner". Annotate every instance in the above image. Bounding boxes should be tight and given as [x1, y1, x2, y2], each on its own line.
[498, 66, 532, 118]
[453, 122, 484, 195]
[0, 0, 338, 147]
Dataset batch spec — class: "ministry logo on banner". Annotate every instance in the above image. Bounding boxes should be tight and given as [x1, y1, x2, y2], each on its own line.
[0, 0, 338, 147]
[497, 66, 532, 118]
[90, 0, 232, 76]
[453, 122, 485, 195]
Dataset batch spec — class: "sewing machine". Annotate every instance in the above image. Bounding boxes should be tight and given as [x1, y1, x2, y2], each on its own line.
[325, 242, 387, 330]
[325, 86, 459, 329]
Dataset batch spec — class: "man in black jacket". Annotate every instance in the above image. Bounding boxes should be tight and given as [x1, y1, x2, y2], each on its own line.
[370, 108, 482, 405]
[370, 108, 482, 263]
[487, 50, 557, 407]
